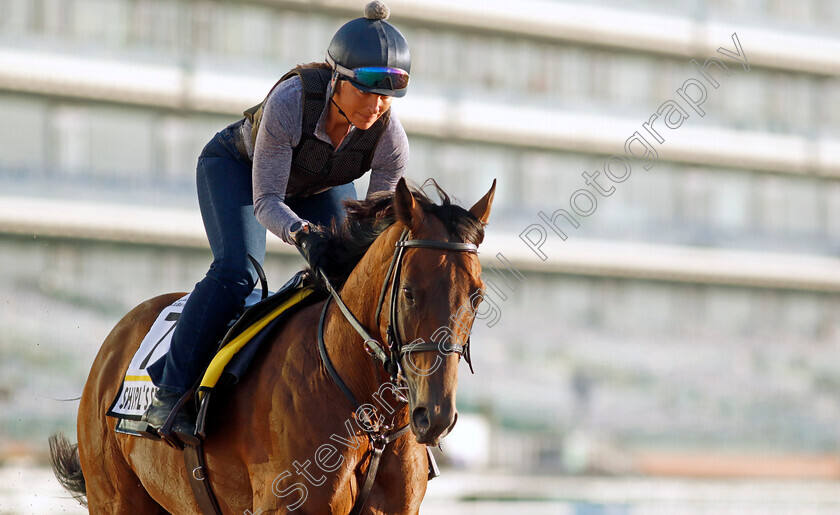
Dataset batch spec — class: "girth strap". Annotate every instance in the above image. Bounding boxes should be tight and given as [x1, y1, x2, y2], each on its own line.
[352, 446, 384, 515]
[183, 442, 223, 515]
[349, 425, 411, 515]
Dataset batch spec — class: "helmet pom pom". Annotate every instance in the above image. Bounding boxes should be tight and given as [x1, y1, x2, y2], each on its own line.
[364, 1, 390, 20]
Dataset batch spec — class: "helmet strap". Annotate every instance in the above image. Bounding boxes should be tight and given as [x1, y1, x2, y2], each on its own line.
[329, 69, 354, 127]
[330, 96, 354, 128]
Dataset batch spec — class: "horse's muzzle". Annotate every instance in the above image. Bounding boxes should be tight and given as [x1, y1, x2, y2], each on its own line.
[411, 404, 457, 445]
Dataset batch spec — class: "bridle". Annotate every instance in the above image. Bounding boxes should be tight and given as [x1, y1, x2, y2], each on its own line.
[317, 228, 477, 390]
[314, 227, 478, 514]
[378, 228, 476, 376]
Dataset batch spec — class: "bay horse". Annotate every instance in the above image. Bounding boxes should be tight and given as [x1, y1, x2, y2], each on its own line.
[50, 177, 496, 514]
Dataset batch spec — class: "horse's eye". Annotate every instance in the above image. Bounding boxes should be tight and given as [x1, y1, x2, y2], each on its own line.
[402, 286, 414, 302]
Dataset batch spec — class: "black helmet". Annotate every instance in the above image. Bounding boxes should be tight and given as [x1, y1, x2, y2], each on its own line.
[326, 1, 411, 97]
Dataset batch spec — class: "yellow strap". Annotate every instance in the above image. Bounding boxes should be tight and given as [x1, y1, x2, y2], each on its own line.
[124, 375, 151, 382]
[198, 287, 315, 395]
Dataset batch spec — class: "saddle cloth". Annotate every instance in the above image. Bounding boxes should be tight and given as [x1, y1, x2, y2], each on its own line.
[106, 271, 320, 421]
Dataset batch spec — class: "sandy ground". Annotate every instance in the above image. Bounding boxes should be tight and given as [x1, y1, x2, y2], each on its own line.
[0, 465, 87, 514]
[4, 465, 840, 514]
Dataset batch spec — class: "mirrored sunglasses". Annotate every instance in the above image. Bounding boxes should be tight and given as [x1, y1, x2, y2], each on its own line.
[350, 66, 410, 91]
[331, 60, 410, 92]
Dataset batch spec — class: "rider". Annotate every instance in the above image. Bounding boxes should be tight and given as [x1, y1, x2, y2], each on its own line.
[143, 0, 411, 443]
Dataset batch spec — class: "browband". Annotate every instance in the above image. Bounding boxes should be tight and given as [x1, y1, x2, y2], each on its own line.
[396, 240, 478, 253]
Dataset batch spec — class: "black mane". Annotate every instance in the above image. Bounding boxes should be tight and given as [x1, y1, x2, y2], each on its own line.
[317, 180, 485, 287]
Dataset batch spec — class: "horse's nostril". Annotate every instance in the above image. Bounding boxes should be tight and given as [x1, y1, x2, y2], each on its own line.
[412, 407, 430, 433]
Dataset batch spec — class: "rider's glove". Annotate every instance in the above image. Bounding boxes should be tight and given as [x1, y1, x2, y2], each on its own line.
[291, 221, 329, 273]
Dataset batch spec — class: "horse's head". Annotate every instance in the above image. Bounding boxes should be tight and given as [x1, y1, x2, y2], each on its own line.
[388, 178, 496, 445]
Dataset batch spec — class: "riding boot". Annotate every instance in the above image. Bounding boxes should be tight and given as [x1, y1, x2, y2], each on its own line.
[142, 388, 200, 445]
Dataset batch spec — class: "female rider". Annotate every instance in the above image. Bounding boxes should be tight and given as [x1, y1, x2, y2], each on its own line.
[143, 1, 411, 444]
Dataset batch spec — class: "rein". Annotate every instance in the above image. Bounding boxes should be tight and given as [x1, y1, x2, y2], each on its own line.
[314, 227, 478, 514]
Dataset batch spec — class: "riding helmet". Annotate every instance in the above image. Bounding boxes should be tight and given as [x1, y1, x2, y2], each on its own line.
[326, 1, 411, 97]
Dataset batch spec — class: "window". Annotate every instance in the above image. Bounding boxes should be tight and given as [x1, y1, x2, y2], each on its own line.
[521, 151, 556, 210]
[72, 0, 128, 46]
[1, 0, 29, 35]
[708, 170, 752, 232]
[823, 182, 840, 241]
[464, 35, 489, 90]
[42, 0, 72, 39]
[781, 292, 821, 340]
[157, 116, 193, 182]
[786, 177, 820, 234]
[239, 5, 273, 60]
[88, 107, 154, 178]
[614, 55, 655, 106]
[53, 106, 91, 176]
[706, 287, 755, 338]
[773, 75, 814, 133]
[557, 47, 588, 104]
[755, 175, 786, 234]
[0, 95, 47, 173]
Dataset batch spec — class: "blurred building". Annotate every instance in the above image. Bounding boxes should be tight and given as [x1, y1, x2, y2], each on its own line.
[3, 0, 840, 472]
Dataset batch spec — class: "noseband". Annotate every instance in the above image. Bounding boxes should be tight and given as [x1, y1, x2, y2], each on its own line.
[313, 227, 478, 515]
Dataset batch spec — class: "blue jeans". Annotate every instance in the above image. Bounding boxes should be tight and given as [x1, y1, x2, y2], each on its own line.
[147, 125, 356, 393]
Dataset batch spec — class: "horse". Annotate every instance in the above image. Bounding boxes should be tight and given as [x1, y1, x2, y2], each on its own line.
[50, 177, 496, 514]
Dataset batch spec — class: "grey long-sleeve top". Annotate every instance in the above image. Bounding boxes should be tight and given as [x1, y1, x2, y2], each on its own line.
[241, 75, 410, 244]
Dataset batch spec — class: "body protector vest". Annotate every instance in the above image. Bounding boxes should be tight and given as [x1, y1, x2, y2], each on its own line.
[243, 67, 391, 198]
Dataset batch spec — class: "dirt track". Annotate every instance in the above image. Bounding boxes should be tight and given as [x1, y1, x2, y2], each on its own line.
[6, 466, 840, 514]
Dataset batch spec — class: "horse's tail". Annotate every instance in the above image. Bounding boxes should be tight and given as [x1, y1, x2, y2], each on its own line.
[48, 432, 88, 508]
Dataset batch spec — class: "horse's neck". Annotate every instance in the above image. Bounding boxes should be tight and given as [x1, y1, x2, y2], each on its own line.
[340, 224, 403, 330]
[324, 225, 404, 411]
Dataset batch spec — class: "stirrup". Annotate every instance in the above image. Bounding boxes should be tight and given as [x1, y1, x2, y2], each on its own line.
[158, 390, 199, 448]
[115, 418, 160, 440]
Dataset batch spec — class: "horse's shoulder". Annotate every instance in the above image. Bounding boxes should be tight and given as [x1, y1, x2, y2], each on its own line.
[245, 299, 330, 398]
[267, 300, 324, 370]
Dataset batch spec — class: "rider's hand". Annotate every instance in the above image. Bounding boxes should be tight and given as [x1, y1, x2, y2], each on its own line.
[293, 225, 329, 273]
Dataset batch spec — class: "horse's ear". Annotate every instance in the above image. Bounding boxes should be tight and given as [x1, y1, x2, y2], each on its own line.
[393, 177, 424, 228]
[469, 179, 496, 224]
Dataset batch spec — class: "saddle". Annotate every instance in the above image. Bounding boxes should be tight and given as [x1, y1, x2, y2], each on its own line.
[110, 269, 326, 440]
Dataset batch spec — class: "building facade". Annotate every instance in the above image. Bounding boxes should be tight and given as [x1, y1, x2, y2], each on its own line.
[3, 0, 840, 469]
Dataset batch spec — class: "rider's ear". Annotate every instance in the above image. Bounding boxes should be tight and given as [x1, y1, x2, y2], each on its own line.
[394, 177, 424, 229]
[469, 178, 496, 224]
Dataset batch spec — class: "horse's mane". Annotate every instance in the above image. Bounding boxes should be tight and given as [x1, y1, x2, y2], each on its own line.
[318, 180, 486, 288]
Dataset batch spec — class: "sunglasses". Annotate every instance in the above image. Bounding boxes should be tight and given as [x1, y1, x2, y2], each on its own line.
[328, 58, 410, 93]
